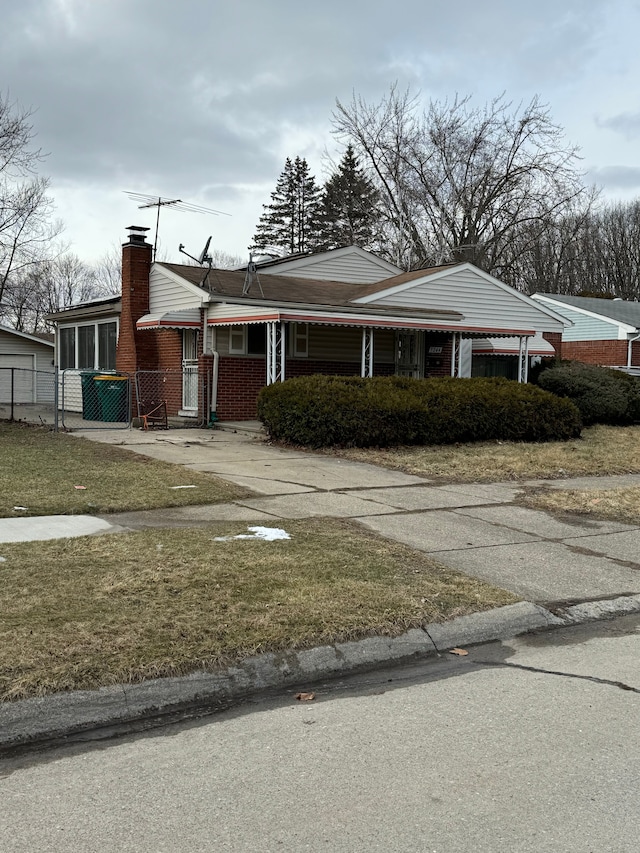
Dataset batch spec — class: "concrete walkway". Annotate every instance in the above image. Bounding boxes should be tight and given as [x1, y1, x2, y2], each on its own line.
[65, 424, 640, 606]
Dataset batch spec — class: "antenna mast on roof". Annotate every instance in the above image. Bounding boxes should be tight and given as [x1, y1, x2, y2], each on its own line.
[178, 237, 220, 292]
[242, 253, 264, 298]
[124, 192, 229, 260]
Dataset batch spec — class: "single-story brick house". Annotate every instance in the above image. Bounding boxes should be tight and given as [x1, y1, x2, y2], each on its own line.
[532, 293, 640, 371]
[48, 227, 568, 422]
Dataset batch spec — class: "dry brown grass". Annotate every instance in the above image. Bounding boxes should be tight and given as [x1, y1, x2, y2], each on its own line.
[0, 422, 249, 516]
[0, 519, 517, 701]
[521, 486, 640, 526]
[329, 425, 640, 483]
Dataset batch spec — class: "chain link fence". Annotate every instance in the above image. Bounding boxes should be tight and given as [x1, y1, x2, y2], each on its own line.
[0, 367, 58, 428]
[135, 369, 211, 429]
[1, 367, 215, 431]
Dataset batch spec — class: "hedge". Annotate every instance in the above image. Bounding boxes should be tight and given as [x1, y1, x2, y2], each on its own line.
[257, 375, 582, 448]
[536, 360, 640, 425]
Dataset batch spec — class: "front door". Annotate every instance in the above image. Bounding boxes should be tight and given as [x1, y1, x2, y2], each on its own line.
[182, 330, 198, 411]
[395, 331, 423, 378]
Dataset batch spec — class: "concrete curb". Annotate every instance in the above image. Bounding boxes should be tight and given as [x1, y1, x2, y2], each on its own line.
[1, 597, 637, 755]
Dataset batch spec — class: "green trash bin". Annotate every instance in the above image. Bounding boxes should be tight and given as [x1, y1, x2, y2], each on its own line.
[94, 375, 129, 422]
[80, 371, 101, 421]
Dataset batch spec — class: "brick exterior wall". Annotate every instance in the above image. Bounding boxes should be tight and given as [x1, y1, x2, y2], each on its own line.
[215, 357, 396, 420]
[116, 236, 154, 375]
[542, 332, 562, 359]
[561, 339, 635, 366]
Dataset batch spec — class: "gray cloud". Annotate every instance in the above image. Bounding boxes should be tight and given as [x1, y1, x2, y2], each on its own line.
[588, 165, 640, 189]
[596, 111, 640, 141]
[0, 0, 631, 257]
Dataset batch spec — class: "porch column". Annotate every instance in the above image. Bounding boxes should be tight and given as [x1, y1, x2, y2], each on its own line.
[266, 321, 285, 385]
[450, 332, 461, 378]
[361, 328, 374, 378]
[517, 336, 529, 383]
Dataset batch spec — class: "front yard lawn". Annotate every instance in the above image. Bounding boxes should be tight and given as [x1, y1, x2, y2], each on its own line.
[330, 425, 640, 483]
[521, 486, 640, 526]
[0, 422, 249, 516]
[0, 519, 517, 701]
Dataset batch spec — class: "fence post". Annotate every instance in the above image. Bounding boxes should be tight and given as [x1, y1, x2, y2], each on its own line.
[54, 367, 59, 432]
[10, 368, 14, 422]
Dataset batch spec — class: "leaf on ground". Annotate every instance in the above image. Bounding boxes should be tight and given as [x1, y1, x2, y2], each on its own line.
[449, 647, 469, 656]
[295, 692, 316, 701]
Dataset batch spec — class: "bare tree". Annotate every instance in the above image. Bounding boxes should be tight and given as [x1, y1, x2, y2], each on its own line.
[332, 86, 594, 278]
[0, 92, 63, 318]
[7, 253, 109, 333]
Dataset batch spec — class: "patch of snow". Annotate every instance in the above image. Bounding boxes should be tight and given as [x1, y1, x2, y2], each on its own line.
[170, 485, 197, 489]
[213, 526, 291, 542]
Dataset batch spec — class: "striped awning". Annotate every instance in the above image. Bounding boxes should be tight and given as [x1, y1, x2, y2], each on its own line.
[472, 333, 556, 356]
[136, 308, 201, 330]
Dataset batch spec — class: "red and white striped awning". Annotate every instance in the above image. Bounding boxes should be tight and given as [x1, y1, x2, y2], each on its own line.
[136, 308, 201, 330]
[472, 333, 556, 356]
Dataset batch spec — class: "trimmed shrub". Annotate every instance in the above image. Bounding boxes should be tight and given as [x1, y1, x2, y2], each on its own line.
[536, 361, 640, 425]
[257, 375, 582, 448]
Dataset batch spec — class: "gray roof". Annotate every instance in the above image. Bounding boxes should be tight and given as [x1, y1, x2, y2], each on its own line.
[537, 293, 640, 329]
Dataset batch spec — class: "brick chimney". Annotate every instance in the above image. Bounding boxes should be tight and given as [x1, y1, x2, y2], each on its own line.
[116, 225, 157, 374]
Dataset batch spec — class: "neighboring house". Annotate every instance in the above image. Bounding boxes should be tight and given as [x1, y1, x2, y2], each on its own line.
[47, 227, 568, 422]
[532, 293, 640, 371]
[0, 325, 55, 404]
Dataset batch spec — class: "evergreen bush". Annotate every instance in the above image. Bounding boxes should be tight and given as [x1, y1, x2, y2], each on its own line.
[536, 361, 640, 425]
[257, 375, 582, 448]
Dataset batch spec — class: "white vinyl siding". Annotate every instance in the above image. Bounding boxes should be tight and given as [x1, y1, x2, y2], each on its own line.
[264, 247, 401, 283]
[0, 330, 55, 403]
[365, 268, 564, 334]
[149, 267, 203, 313]
[533, 303, 623, 341]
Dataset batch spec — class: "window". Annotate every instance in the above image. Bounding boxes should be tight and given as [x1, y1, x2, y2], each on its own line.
[229, 325, 246, 354]
[60, 327, 75, 369]
[58, 320, 118, 370]
[290, 323, 309, 357]
[98, 322, 117, 371]
[247, 324, 266, 355]
[78, 325, 95, 369]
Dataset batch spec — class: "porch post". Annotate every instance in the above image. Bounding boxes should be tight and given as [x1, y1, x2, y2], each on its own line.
[450, 332, 460, 378]
[361, 328, 374, 378]
[279, 320, 286, 383]
[266, 321, 285, 385]
[517, 336, 530, 383]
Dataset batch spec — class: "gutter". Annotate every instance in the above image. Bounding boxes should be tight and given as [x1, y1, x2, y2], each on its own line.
[628, 331, 640, 369]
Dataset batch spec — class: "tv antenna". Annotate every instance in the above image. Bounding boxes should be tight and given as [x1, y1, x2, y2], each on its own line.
[242, 252, 265, 298]
[124, 192, 229, 260]
[179, 237, 219, 291]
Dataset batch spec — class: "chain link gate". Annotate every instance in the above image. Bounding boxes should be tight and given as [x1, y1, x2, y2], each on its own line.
[60, 370, 132, 429]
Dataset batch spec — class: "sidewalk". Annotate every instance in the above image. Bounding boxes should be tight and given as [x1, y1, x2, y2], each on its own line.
[80, 424, 640, 605]
[2, 424, 640, 753]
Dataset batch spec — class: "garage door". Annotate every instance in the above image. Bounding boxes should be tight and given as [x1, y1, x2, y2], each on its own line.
[0, 355, 35, 403]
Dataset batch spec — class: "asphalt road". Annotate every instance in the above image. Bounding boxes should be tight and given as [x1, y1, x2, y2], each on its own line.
[1, 615, 639, 853]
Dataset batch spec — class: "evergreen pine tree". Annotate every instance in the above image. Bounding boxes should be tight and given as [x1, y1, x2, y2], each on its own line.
[317, 145, 380, 250]
[252, 157, 322, 255]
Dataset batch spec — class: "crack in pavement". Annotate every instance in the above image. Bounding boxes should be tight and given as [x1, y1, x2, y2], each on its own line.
[474, 659, 640, 694]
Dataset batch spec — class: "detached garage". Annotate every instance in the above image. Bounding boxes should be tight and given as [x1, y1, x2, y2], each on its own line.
[0, 326, 55, 403]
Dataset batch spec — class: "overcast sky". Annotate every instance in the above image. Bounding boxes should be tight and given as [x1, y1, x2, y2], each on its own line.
[1, 0, 639, 266]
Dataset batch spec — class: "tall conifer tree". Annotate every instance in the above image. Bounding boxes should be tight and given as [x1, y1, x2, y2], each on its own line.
[252, 157, 322, 255]
[316, 145, 379, 250]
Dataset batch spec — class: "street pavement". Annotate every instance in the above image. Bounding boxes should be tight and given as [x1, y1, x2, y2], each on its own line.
[1, 614, 639, 853]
